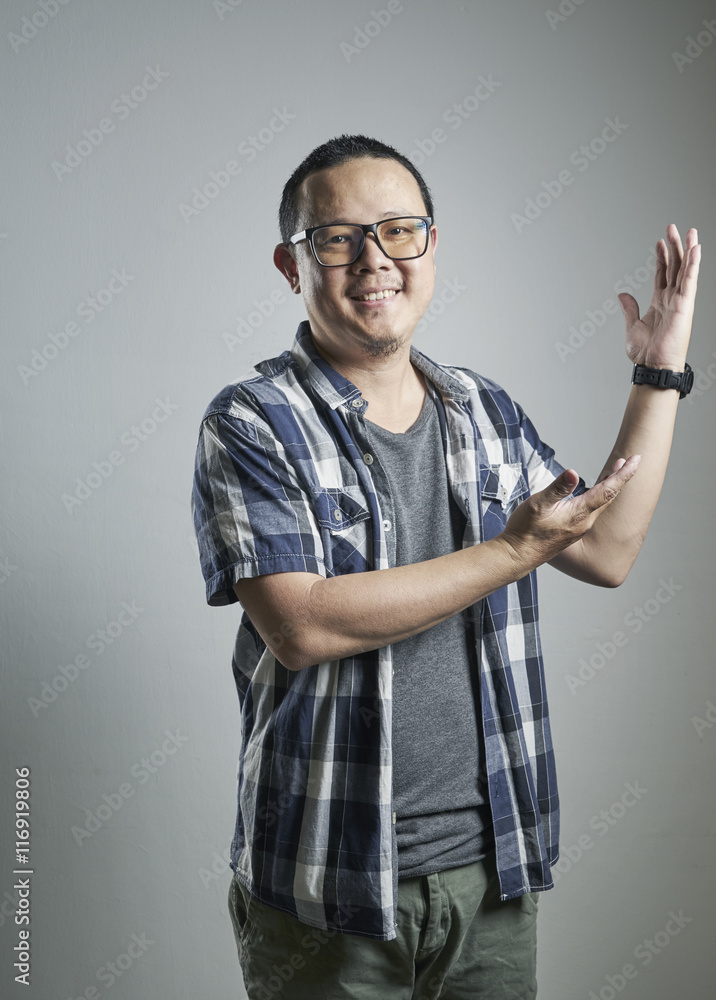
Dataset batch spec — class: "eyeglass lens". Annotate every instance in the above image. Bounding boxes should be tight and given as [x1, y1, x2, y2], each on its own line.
[311, 218, 429, 264]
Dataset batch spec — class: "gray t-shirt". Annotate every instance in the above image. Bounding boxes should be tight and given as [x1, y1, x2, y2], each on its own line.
[365, 386, 493, 878]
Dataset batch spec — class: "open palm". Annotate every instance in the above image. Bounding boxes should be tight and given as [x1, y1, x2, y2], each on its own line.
[618, 224, 701, 371]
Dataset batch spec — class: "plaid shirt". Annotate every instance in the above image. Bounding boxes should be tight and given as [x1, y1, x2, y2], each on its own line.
[192, 320, 586, 941]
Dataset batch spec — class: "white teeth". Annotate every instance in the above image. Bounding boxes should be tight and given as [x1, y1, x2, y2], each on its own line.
[358, 289, 398, 301]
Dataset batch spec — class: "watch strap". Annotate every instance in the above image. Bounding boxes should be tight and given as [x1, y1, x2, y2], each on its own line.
[631, 362, 693, 399]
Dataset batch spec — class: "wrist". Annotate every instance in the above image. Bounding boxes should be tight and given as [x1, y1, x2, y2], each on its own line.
[491, 531, 540, 581]
[634, 354, 687, 371]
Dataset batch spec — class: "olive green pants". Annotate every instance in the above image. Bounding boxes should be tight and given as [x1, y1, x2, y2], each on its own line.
[228, 850, 539, 999]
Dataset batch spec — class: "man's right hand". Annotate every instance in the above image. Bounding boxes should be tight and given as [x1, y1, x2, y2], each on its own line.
[233, 455, 641, 671]
[498, 455, 642, 579]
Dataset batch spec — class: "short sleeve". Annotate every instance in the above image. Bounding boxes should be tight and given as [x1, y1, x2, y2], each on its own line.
[514, 401, 588, 498]
[191, 411, 327, 607]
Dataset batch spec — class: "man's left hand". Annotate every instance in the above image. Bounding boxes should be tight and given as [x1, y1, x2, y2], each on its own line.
[618, 223, 701, 371]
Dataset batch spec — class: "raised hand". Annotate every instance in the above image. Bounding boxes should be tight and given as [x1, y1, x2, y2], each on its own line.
[618, 224, 701, 371]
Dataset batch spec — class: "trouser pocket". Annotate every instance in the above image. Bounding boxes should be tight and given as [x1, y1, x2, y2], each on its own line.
[227, 875, 254, 952]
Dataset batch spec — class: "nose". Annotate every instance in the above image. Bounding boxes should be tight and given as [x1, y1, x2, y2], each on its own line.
[353, 232, 393, 270]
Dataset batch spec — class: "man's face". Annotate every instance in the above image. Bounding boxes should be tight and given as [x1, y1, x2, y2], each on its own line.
[277, 156, 438, 361]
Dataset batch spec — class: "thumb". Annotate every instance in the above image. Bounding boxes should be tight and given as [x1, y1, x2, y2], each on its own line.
[618, 292, 640, 327]
[545, 468, 580, 500]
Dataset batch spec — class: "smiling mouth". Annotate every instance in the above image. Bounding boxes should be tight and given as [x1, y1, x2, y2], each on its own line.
[351, 289, 401, 302]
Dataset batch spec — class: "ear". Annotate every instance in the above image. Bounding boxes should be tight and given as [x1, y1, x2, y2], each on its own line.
[274, 243, 302, 295]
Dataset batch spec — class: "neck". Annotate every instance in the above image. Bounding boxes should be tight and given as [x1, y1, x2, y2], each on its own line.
[311, 334, 425, 417]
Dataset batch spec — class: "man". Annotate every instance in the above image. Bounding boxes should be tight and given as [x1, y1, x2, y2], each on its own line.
[192, 134, 700, 999]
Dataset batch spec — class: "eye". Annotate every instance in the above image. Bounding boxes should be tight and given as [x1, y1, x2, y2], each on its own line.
[313, 226, 361, 251]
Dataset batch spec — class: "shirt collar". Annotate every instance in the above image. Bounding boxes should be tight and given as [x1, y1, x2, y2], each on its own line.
[290, 320, 471, 411]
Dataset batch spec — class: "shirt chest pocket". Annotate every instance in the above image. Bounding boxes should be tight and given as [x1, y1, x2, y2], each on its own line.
[311, 487, 372, 533]
[481, 463, 529, 533]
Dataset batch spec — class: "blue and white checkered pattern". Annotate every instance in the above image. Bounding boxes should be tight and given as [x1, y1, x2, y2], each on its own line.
[191, 321, 586, 940]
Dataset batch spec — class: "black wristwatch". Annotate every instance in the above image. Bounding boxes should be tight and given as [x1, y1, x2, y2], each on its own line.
[631, 362, 693, 399]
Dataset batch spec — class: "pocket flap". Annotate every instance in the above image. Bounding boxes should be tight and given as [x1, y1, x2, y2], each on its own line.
[311, 488, 371, 531]
[482, 463, 529, 508]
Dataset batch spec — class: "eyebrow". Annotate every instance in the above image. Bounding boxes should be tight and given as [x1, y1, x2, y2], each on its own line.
[316, 210, 418, 227]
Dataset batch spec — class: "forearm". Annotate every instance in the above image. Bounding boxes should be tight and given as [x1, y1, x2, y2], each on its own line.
[561, 383, 680, 585]
[566, 223, 701, 585]
[293, 457, 638, 668]
[236, 461, 641, 670]
[295, 536, 527, 669]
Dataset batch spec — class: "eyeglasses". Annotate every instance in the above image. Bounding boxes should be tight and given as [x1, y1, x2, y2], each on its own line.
[288, 216, 433, 267]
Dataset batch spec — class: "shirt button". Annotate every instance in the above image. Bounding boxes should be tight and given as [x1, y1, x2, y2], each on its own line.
[363, 453, 374, 465]
[383, 519, 392, 532]
[351, 398, 364, 409]
[333, 508, 344, 522]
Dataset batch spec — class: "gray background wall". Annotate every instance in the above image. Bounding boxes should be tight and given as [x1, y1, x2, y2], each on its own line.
[1, 0, 714, 997]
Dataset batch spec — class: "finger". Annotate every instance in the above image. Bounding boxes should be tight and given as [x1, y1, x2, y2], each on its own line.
[653, 238, 668, 294]
[617, 291, 640, 327]
[580, 454, 641, 514]
[678, 229, 701, 299]
[594, 456, 626, 485]
[676, 227, 695, 287]
[666, 223, 683, 288]
[599, 452, 641, 498]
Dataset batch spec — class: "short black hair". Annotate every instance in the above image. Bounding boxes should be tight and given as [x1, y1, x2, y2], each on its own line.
[277, 134, 435, 244]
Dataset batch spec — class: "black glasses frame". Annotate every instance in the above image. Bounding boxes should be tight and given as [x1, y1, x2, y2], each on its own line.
[288, 216, 433, 267]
